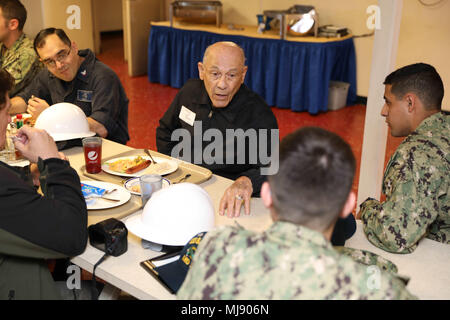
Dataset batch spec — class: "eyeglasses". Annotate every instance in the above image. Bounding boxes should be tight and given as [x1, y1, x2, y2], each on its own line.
[42, 47, 72, 68]
[205, 69, 242, 82]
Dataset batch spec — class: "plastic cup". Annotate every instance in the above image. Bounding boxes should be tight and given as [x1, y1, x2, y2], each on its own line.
[1, 137, 17, 161]
[139, 174, 162, 207]
[82, 137, 102, 174]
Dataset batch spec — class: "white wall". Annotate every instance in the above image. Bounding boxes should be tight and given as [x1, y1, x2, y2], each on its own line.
[21, 0, 96, 51]
[21, 0, 44, 38]
[211, 0, 450, 110]
[93, 0, 123, 32]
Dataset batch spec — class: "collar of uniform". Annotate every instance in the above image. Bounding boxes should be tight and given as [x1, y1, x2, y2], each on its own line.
[267, 221, 332, 250]
[414, 111, 448, 136]
[197, 84, 246, 123]
[9, 33, 27, 53]
[1, 33, 27, 56]
[76, 49, 95, 83]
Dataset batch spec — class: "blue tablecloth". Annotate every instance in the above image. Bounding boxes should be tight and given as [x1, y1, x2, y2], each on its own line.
[148, 25, 357, 114]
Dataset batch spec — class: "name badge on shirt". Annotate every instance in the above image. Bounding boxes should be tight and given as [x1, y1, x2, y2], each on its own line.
[179, 105, 196, 126]
[77, 90, 93, 103]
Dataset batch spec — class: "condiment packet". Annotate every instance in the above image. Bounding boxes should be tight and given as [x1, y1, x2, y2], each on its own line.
[81, 183, 107, 206]
[81, 183, 121, 206]
[81, 183, 107, 199]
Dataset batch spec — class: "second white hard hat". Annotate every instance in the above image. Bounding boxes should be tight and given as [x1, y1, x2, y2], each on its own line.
[126, 183, 215, 246]
[34, 103, 95, 141]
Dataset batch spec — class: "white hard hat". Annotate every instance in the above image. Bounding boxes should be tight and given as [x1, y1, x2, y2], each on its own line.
[34, 103, 95, 141]
[126, 183, 215, 246]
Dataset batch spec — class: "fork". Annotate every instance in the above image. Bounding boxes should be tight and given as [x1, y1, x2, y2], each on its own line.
[105, 188, 117, 195]
[144, 149, 158, 164]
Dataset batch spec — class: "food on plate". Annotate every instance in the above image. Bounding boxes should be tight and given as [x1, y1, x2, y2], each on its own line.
[126, 159, 152, 174]
[107, 156, 152, 174]
[23, 117, 36, 127]
[131, 185, 141, 193]
[126, 178, 169, 194]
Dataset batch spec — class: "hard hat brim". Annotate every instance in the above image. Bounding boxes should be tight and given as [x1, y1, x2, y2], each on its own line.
[126, 184, 215, 247]
[50, 130, 96, 142]
[126, 213, 190, 247]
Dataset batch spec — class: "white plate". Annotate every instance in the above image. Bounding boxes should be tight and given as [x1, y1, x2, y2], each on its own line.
[81, 180, 131, 210]
[9, 160, 30, 167]
[101, 156, 178, 177]
[123, 177, 171, 196]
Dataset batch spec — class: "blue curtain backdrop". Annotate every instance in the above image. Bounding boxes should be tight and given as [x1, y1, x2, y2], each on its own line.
[148, 25, 357, 114]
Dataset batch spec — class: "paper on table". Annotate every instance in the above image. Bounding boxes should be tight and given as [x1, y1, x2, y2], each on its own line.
[151, 255, 180, 268]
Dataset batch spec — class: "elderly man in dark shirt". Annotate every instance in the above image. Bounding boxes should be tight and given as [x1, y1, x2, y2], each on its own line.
[157, 41, 279, 218]
[9, 28, 129, 145]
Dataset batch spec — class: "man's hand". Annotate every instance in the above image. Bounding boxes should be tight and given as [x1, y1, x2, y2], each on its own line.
[12, 126, 60, 163]
[87, 117, 108, 138]
[29, 152, 68, 187]
[27, 96, 49, 118]
[219, 176, 253, 218]
[30, 163, 40, 186]
[9, 97, 28, 115]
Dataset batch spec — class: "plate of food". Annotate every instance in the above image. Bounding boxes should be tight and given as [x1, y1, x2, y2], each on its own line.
[123, 177, 171, 196]
[81, 180, 131, 210]
[102, 155, 178, 177]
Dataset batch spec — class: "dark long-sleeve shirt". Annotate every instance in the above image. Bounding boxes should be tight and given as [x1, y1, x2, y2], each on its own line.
[0, 158, 88, 299]
[156, 79, 279, 196]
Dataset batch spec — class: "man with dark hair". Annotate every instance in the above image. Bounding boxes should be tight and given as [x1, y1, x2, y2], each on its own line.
[0, 0, 41, 96]
[177, 127, 415, 299]
[359, 63, 449, 253]
[0, 68, 88, 299]
[10, 27, 129, 145]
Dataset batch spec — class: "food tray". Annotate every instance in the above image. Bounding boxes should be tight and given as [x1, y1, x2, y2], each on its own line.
[80, 149, 212, 187]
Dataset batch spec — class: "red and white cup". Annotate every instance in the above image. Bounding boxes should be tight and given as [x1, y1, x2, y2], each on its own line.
[82, 137, 102, 174]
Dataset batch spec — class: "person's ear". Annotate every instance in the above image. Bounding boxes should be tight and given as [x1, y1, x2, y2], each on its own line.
[241, 66, 248, 83]
[404, 93, 416, 113]
[198, 62, 205, 80]
[339, 191, 356, 219]
[8, 19, 19, 31]
[261, 181, 273, 208]
[71, 41, 78, 53]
